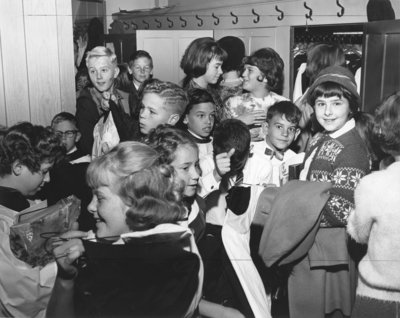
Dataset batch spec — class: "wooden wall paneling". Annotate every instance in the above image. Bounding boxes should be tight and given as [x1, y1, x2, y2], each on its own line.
[25, 12, 62, 125]
[0, 0, 30, 126]
[23, 0, 56, 15]
[56, 0, 76, 115]
[145, 37, 175, 82]
[0, 30, 7, 126]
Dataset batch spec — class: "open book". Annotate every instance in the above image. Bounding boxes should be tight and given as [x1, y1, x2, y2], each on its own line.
[9, 195, 81, 268]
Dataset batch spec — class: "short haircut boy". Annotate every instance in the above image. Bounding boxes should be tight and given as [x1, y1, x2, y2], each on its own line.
[51, 112, 79, 130]
[186, 88, 214, 113]
[85, 46, 117, 67]
[51, 112, 81, 153]
[128, 50, 153, 69]
[266, 101, 302, 125]
[213, 119, 251, 175]
[242, 48, 284, 93]
[143, 79, 188, 116]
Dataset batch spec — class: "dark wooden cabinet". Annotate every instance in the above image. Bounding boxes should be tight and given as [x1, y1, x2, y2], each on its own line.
[361, 19, 400, 113]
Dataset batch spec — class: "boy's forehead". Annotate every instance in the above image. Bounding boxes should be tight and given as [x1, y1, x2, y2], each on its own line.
[190, 102, 216, 113]
[142, 92, 167, 109]
[269, 113, 296, 126]
[53, 120, 77, 130]
[87, 56, 115, 68]
[132, 57, 152, 66]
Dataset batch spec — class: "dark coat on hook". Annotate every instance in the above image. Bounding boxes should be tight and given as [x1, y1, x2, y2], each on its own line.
[367, 0, 395, 21]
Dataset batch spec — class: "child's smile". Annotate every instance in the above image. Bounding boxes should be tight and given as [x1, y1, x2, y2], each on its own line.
[314, 95, 351, 133]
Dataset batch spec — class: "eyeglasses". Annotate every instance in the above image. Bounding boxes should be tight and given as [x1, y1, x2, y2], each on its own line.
[132, 65, 152, 73]
[55, 130, 78, 139]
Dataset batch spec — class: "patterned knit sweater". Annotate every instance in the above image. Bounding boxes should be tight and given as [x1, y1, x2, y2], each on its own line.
[305, 127, 370, 227]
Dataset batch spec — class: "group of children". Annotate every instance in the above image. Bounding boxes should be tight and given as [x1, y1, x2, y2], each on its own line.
[0, 35, 399, 318]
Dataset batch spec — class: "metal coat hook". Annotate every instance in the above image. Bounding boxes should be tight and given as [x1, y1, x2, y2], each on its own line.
[154, 18, 162, 28]
[230, 12, 238, 24]
[167, 17, 173, 28]
[212, 13, 219, 25]
[179, 16, 187, 28]
[195, 15, 203, 27]
[304, 2, 313, 20]
[275, 5, 284, 21]
[336, 0, 345, 17]
[131, 21, 138, 29]
[142, 20, 149, 29]
[122, 21, 129, 30]
[251, 9, 260, 23]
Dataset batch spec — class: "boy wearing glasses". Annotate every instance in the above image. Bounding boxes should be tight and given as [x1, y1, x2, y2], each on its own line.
[251, 101, 304, 186]
[51, 112, 86, 162]
[45, 112, 93, 230]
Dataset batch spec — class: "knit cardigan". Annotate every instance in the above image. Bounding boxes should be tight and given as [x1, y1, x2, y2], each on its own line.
[305, 127, 370, 227]
[347, 161, 400, 302]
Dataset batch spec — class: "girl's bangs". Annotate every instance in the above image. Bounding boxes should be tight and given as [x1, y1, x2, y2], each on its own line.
[313, 82, 345, 99]
[86, 159, 117, 189]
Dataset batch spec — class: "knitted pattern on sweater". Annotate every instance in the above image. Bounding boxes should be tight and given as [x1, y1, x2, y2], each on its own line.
[305, 128, 370, 227]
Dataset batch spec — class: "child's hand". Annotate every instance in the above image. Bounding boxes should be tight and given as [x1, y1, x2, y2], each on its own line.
[214, 148, 235, 179]
[52, 230, 87, 279]
[237, 110, 266, 125]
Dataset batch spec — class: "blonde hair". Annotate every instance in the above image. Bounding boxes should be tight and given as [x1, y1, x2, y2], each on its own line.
[86, 141, 160, 191]
[120, 164, 186, 231]
[85, 46, 118, 67]
[86, 141, 186, 231]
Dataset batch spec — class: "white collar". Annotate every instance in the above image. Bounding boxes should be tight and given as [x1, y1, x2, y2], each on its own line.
[329, 118, 355, 138]
[67, 146, 78, 155]
[188, 129, 209, 140]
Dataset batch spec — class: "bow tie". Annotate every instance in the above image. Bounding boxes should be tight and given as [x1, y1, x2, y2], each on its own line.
[264, 147, 284, 161]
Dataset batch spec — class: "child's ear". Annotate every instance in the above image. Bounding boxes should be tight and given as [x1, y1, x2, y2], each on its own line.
[168, 113, 180, 126]
[12, 161, 24, 176]
[294, 128, 301, 141]
[261, 122, 269, 136]
[183, 115, 189, 125]
[113, 66, 120, 79]
[127, 66, 133, 75]
[75, 131, 81, 143]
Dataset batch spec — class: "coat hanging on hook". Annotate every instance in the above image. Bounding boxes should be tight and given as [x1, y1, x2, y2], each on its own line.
[252, 9, 260, 23]
[212, 13, 220, 25]
[230, 12, 238, 24]
[275, 5, 284, 21]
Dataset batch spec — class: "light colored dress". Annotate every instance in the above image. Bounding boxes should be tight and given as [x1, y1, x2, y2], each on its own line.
[225, 92, 288, 140]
